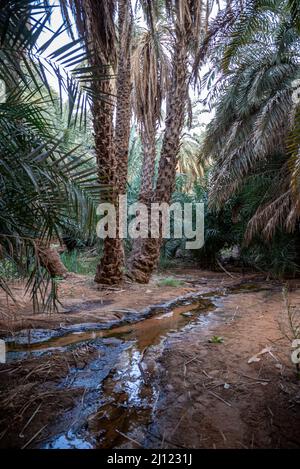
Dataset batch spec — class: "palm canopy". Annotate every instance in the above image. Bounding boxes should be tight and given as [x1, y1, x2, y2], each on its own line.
[201, 0, 300, 242]
[0, 0, 101, 125]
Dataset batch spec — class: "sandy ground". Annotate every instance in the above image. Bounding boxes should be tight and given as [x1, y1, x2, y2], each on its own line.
[146, 288, 300, 449]
[0, 268, 299, 449]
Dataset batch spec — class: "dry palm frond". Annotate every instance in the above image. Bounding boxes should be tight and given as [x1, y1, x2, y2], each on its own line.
[60, 0, 117, 67]
[131, 24, 171, 135]
[130, 18, 171, 207]
[202, 0, 300, 242]
[244, 190, 292, 243]
[177, 133, 209, 191]
[164, 0, 213, 48]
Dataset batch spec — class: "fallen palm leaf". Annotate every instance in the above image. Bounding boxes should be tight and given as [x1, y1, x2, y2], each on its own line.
[248, 346, 272, 364]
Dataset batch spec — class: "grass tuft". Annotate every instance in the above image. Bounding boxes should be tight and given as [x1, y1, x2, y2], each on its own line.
[157, 277, 184, 288]
[61, 250, 99, 276]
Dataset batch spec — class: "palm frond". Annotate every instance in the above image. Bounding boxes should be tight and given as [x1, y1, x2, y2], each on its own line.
[201, 0, 300, 241]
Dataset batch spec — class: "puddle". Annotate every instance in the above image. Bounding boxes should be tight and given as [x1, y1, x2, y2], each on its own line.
[45, 433, 93, 449]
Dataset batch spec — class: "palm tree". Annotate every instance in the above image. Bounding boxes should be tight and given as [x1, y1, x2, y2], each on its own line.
[177, 131, 209, 192]
[62, 0, 134, 285]
[200, 0, 300, 243]
[94, 0, 134, 284]
[77, 0, 123, 285]
[128, 0, 213, 283]
[127, 21, 171, 274]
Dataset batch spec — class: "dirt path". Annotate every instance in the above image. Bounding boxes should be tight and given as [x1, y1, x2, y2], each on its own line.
[0, 269, 299, 449]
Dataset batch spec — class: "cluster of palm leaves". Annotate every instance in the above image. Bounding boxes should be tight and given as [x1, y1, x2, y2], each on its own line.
[201, 0, 300, 245]
[0, 0, 102, 310]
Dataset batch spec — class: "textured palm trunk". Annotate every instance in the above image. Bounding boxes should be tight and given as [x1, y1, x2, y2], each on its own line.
[138, 125, 157, 205]
[127, 123, 156, 274]
[93, 78, 125, 285]
[38, 246, 68, 278]
[128, 39, 189, 283]
[81, 0, 128, 285]
[95, 0, 132, 284]
[115, 0, 132, 196]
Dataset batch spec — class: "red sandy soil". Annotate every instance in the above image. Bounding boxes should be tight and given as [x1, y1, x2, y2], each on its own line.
[0, 268, 299, 449]
[145, 287, 300, 449]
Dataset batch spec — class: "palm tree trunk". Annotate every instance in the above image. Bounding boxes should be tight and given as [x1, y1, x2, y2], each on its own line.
[38, 245, 68, 278]
[80, 0, 126, 285]
[139, 124, 157, 205]
[95, 0, 132, 284]
[115, 0, 132, 196]
[93, 78, 125, 285]
[128, 38, 189, 283]
[127, 122, 156, 274]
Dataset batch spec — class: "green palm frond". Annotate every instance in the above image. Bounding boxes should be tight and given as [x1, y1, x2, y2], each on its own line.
[201, 0, 300, 240]
[0, 1, 103, 311]
[0, 87, 101, 311]
[0, 0, 111, 128]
